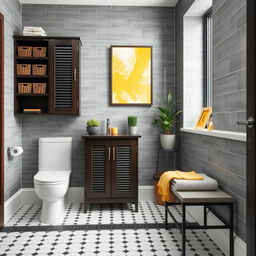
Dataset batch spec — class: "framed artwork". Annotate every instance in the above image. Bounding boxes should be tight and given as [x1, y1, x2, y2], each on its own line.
[194, 107, 212, 129]
[110, 46, 152, 106]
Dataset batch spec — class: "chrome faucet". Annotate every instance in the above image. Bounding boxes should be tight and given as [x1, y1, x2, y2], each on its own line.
[106, 119, 110, 135]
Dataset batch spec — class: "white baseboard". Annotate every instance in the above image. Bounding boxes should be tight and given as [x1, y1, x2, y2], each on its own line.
[4, 186, 154, 223]
[4, 189, 24, 223]
[187, 206, 246, 256]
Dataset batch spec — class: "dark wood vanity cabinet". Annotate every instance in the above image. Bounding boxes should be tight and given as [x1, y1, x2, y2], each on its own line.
[82, 135, 141, 213]
[14, 36, 80, 115]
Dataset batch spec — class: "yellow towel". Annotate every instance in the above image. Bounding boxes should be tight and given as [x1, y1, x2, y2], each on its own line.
[157, 171, 204, 201]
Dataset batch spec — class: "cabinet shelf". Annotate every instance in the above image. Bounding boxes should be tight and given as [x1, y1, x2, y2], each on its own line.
[16, 75, 48, 78]
[16, 57, 48, 60]
[16, 113, 49, 116]
[16, 93, 48, 97]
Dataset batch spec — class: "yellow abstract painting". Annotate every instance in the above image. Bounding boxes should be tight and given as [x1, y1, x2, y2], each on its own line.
[111, 46, 152, 105]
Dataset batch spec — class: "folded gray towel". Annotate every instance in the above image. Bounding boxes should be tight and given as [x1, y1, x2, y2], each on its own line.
[172, 173, 218, 191]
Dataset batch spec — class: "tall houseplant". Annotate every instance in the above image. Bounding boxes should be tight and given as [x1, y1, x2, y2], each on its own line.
[153, 92, 182, 150]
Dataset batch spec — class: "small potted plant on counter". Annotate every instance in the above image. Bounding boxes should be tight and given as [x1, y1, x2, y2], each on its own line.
[86, 119, 100, 135]
[153, 91, 182, 150]
[128, 116, 138, 135]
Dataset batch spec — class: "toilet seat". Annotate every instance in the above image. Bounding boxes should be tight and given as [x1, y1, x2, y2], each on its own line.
[34, 170, 71, 185]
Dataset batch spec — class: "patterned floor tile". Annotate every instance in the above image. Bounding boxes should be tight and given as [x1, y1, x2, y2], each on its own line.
[6, 202, 194, 227]
[0, 202, 225, 255]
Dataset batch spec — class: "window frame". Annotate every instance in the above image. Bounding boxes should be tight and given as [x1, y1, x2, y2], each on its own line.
[203, 8, 213, 107]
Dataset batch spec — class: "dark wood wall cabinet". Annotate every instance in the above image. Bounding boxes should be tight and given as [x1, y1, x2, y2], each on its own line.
[82, 135, 141, 213]
[14, 36, 81, 115]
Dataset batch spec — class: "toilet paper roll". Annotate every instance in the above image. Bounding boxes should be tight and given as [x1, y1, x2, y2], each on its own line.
[9, 146, 23, 157]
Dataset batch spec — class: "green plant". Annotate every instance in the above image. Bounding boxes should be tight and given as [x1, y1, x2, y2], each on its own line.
[152, 91, 182, 134]
[128, 116, 138, 126]
[87, 119, 100, 127]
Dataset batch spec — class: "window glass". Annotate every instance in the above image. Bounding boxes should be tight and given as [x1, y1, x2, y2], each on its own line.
[204, 9, 213, 107]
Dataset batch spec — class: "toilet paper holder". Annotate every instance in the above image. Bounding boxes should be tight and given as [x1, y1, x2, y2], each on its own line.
[8, 146, 24, 157]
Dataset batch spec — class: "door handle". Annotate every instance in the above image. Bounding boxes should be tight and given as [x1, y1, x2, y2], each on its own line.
[113, 147, 115, 161]
[108, 147, 111, 160]
[73, 68, 77, 82]
[237, 117, 255, 128]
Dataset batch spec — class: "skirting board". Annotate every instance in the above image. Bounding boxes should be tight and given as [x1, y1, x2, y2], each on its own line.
[4, 186, 154, 223]
[187, 206, 246, 256]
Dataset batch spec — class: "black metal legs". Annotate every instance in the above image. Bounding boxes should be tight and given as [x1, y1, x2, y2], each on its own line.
[182, 204, 186, 256]
[204, 205, 207, 228]
[135, 201, 138, 212]
[230, 203, 234, 256]
[84, 202, 87, 213]
[165, 202, 168, 230]
[165, 202, 234, 256]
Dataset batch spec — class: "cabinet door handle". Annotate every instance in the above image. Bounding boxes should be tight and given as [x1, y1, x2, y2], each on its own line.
[113, 147, 115, 161]
[74, 68, 77, 82]
[108, 147, 111, 160]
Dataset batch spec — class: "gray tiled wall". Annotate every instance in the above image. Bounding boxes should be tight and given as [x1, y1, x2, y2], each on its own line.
[0, 0, 22, 201]
[179, 133, 246, 240]
[175, 0, 246, 241]
[212, 0, 246, 132]
[21, 5, 175, 188]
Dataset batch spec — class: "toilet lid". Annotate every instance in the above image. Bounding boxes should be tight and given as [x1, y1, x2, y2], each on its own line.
[34, 170, 71, 184]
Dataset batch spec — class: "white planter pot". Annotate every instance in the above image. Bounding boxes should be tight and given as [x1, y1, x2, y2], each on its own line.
[129, 126, 137, 135]
[160, 134, 176, 150]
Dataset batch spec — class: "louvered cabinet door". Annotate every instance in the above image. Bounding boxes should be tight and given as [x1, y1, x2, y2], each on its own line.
[85, 141, 111, 199]
[112, 140, 138, 198]
[49, 39, 79, 115]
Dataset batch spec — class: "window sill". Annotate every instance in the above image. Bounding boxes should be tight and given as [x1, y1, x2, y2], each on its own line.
[180, 128, 246, 142]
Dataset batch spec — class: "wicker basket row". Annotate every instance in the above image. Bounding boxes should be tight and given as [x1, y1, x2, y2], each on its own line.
[18, 83, 47, 94]
[17, 46, 47, 57]
[16, 64, 47, 75]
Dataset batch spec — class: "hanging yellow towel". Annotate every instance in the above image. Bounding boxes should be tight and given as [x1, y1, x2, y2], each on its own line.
[157, 171, 204, 201]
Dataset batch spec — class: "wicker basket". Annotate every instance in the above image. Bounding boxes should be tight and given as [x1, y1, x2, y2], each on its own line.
[17, 46, 32, 57]
[16, 64, 31, 75]
[33, 47, 47, 57]
[33, 83, 46, 94]
[18, 83, 32, 94]
[32, 64, 47, 75]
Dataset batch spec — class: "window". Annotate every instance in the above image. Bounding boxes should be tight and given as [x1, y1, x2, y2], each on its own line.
[203, 8, 213, 107]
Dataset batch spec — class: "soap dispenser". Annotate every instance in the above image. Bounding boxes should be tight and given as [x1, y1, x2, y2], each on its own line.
[106, 119, 110, 135]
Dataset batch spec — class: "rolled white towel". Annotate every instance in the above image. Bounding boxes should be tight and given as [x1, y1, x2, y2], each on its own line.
[172, 173, 218, 191]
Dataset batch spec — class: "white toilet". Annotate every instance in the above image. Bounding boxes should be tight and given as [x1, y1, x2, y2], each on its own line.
[34, 137, 72, 224]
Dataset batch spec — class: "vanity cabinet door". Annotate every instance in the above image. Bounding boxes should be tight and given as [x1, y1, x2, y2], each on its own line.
[49, 39, 79, 115]
[85, 141, 112, 199]
[111, 140, 138, 198]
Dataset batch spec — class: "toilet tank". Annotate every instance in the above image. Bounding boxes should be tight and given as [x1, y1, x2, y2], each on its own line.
[39, 137, 72, 171]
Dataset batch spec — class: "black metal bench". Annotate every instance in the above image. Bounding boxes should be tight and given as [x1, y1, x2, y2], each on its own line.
[165, 190, 234, 256]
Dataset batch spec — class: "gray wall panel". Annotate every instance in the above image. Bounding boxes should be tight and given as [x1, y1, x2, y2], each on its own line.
[175, 0, 246, 241]
[21, 5, 175, 188]
[0, 0, 22, 201]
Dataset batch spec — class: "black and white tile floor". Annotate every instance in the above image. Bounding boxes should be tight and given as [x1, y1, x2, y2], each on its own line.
[0, 202, 225, 255]
[6, 202, 195, 226]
